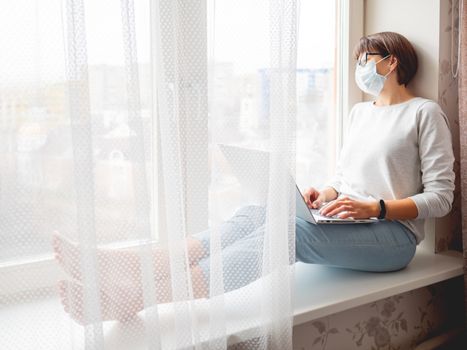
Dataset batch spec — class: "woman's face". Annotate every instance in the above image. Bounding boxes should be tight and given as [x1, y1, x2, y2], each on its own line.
[357, 52, 393, 76]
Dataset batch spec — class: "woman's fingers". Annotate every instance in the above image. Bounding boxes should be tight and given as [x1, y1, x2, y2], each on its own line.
[320, 197, 371, 219]
[311, 199, 321, 208]
[319, 200, 338, 216]
[322, 204, 352, 217]
[319, 197, 372, 219]
[305, 195, 313, 207]
[319, 197, 350, 216]
[337, 211, 358, 219]
[303, 188, 319, 208]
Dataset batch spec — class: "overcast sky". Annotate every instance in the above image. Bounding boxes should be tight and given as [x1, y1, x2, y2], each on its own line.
[0, 0, 335, 84]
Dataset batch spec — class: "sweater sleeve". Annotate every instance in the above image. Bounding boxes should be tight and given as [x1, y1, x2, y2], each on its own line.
[408, 101, 455, 219]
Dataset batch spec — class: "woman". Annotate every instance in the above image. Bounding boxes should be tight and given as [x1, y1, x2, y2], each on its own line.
[54, 32, 455, 324]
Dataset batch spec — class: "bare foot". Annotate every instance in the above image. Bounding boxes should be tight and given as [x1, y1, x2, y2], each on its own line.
[54, 233, 209, 324]
[58, 268, 207, 325]
[52, 232, 207, 282]
[58, 279, 147, 324]
[52, 232, 170, 283]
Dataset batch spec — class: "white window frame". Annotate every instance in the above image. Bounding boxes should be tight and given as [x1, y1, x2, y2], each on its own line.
[336, 0, 364, 150]
[0, 0, 364, 297]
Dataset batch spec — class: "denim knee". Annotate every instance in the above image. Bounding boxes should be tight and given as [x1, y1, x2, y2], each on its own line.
[191, 205, 266, 257]
[232, 205, 266, 228]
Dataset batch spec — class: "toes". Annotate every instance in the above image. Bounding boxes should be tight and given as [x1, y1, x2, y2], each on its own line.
[52, 232, 64, 264]
[59, 280, 89, 325]
[57, 280, 69, 314]
[59, 279, 116, 325]
[53, 233, 83, 281]
[58, 278, 147, 325]
[53, 232, 79, 259]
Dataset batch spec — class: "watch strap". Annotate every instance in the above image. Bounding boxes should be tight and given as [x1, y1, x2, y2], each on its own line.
[377, 199, 386, 220]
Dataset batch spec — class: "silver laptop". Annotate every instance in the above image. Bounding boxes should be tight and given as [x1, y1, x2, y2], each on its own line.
[217, 143, 270, 200]
[218, 143, 378, 225]
[295, 184, 378, 224]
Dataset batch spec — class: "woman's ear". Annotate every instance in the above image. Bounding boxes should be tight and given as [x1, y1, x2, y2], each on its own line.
[388, 55, 398, 72]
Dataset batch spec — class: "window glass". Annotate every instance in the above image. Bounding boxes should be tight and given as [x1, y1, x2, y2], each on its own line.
[208, 0, 338, 222]
[0, 0, 339, 261]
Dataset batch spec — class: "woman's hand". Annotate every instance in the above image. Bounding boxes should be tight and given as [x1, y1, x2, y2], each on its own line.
[319, 196, 380, 219]
[302, 187, 327, 209]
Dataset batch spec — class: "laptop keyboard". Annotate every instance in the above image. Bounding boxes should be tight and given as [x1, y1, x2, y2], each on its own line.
[310, 209, 343, 220]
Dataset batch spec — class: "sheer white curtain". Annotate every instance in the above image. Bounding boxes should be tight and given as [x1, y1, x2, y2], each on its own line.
[1, 0, 297, 349]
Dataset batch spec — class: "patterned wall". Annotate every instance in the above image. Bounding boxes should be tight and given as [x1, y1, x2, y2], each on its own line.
[292, 277, 463, 350]
[436, 0, 463, 253]
[459, 0, 467, 333]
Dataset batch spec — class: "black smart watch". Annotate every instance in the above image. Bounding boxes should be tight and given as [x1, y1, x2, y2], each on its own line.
[377, 199, 386, 220]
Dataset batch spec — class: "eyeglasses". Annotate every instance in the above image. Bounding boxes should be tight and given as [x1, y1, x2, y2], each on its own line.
[357, 52, 383, 67]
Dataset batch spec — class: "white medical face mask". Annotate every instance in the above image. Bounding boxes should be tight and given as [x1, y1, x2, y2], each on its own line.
[355, 55, 391, 96]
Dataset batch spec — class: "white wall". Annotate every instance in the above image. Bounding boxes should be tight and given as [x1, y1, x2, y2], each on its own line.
[364, 0, 441, 101]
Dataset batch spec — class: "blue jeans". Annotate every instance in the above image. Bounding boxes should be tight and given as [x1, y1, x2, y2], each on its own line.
[193, 205, 417, 294]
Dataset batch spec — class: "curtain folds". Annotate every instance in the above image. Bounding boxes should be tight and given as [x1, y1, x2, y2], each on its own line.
[460, 0, 467, 331]
[1, 0, 297, 349]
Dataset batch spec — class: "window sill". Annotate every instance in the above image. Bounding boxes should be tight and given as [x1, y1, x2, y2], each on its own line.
[292, 247, 463, 325]
[224, 247, 463, 344]
[1, 248, 462, 349]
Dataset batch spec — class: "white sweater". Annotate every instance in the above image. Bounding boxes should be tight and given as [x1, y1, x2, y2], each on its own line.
[324, 97, 455, 244]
